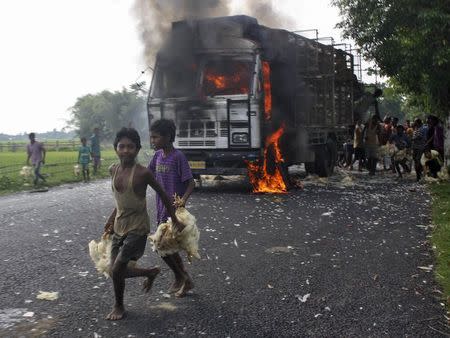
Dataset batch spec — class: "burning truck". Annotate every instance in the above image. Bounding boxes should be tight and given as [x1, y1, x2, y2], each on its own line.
[147, 15, 362, 192]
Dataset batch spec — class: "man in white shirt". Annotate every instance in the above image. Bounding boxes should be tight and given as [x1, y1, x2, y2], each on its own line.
[420, 148, 442, 178]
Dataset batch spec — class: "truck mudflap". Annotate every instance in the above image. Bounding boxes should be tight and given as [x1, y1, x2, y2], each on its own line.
[183, 149, 260, 176]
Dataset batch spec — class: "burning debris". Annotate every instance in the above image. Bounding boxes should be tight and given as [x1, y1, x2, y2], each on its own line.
[247, 124, 287, 194]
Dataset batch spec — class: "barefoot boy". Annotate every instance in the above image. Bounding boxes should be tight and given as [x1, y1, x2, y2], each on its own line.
[104, 127, 183, 320]
[148, 119, 196, 298]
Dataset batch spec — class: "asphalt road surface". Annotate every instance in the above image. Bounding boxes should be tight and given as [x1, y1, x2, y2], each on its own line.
[0, 169, 448, 337]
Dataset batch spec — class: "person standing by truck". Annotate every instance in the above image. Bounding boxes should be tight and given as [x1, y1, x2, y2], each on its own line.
[411, 118, 427, 181]
[352, 119, 366, 171]
[148, 119, 196, 298]
[364, 115, 381, 176]
[26, 132, 46, 186]
[90, 127, 101, 175]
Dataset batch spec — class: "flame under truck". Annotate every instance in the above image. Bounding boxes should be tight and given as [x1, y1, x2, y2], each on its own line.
[147, 15, 363, 181]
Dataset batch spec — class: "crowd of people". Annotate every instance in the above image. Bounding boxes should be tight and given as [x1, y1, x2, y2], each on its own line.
[341, 114, 446, 181]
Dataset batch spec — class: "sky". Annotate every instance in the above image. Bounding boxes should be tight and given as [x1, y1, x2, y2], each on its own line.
[0, 0, 375, 135]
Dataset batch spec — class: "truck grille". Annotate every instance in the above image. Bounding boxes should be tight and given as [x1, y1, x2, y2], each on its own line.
[178, 140, 216, 147]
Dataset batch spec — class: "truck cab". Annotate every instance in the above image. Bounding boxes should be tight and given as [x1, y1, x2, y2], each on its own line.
[148, 17, 265, 176]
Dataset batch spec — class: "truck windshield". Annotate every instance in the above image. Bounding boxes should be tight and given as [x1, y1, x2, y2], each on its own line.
[202, 60, 252, 96]
[151, 62, 197, 98]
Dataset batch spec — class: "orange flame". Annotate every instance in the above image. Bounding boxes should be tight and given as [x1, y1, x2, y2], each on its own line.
[204, 64, 249, 94]
[247, 124, 287, 194]
[206, 74, 226, 89]
[262, 61, 272, 120]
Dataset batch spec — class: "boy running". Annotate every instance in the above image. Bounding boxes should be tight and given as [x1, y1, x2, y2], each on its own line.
[148, 119, 196, 298]
[104, 127, 182, 320]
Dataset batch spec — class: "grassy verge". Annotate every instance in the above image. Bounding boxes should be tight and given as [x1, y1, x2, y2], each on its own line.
[0, 148, 153, 195]
[430, 181, 450, 310]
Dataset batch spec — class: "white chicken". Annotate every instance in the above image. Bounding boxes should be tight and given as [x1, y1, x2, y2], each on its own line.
[148, 204, 200, 263]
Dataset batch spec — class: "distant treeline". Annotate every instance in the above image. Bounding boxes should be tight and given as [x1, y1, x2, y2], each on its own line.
[0, 140, 103, 152]
[0, 129, 77, 142]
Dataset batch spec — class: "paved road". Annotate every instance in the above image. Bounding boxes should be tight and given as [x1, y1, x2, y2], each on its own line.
[0, 170, 448, 337]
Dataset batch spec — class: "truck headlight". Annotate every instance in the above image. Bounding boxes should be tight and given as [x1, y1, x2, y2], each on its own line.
[232, 133, 249, 143]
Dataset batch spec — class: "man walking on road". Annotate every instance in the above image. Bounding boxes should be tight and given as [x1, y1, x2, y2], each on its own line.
[26, 132, 46, 186]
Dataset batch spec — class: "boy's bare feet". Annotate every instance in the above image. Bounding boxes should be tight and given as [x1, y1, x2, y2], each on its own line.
[106, 305, 125, 320]
[167, 279, 184, 294]
[175, 277, 194, 298]
[142, 266, 161, 293]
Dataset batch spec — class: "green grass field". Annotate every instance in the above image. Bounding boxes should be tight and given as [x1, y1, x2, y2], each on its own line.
[430, 182, 450, 309]
[0, 148, 154, 194]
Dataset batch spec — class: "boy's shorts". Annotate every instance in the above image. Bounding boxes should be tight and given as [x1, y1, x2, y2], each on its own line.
[111, 232, 147, 264]
[92, 156, 101, 166]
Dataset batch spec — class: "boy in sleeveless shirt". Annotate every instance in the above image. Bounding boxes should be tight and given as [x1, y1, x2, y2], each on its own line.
[104, 127, 183, 320]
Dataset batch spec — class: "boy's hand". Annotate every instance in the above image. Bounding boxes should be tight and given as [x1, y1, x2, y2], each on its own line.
[173, 196, 186, 208]
[104, 223, 114, 235]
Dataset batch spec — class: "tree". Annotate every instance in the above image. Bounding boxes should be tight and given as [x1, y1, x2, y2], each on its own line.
[68, 88, 148, 143]
[333, 0, 450, 117]
[377, 84, 404, 120]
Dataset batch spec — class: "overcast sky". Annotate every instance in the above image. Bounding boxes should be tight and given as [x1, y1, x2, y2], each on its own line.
[0, 0, 373, 135]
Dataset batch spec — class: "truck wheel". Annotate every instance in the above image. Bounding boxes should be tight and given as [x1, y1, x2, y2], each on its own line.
[305, 162, 315, 175]
[315, 140, 337, 177]
[280, 163, 291, 190]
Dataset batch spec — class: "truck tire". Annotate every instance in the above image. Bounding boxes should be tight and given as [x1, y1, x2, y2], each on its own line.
[305, 162, 315, 175]
[280, 163, 291, 190]
[315, 139, 337, 177]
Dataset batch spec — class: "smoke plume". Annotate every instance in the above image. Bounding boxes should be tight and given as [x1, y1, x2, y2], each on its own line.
[240, 1, 295, 30]
[133, 0, 294, 66]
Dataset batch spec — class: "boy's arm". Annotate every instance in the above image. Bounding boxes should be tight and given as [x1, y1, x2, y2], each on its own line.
[175, 178, 195, 207]
[104, 164, 118, 234]
[145, 169, 184, 231]
[104, 208, 116, 234]
[174, 152, 194, 207]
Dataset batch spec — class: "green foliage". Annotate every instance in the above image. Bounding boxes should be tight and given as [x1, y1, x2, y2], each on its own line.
[430, 182, 450, 304]
[333, 0, 450, 117]
[68, 88, 149, 143]
[375, 83, 405, 120]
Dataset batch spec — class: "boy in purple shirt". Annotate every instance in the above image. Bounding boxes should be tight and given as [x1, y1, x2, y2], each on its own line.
[148, 119, 196, 298]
